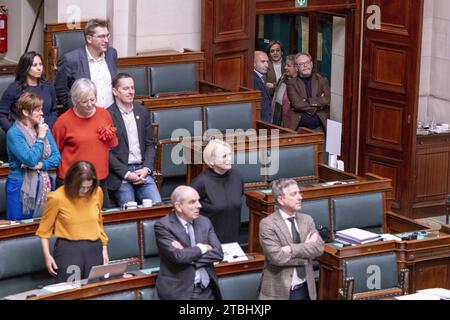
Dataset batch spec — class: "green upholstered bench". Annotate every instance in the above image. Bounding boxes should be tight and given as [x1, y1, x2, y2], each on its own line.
[332, 192, 384, 235]
[218, 271, 261, 300]
[117, 66, 149, 97]
[139, 287, 156, 300]
[204, 103, 254, 134]
[267, 145, 316, 181]
[302, 198, 330, 241]
[149, 63, 197, 97]
[140, 219, 160, 269]
[52, 31, 85, 59]
[103, 222, 140, 270]
[341, 252, 408, 300]
[0, 236, 56, 298]
[88, 290, 136, 300]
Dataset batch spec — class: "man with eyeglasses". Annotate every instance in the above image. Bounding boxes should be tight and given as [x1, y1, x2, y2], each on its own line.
[55, 19, 118, 109]
[285, 52, 330, 133]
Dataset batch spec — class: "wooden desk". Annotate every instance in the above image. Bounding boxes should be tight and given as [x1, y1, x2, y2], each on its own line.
[29, 254, 265, 300]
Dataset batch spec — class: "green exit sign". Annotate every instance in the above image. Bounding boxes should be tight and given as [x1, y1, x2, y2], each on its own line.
[295, 0, 308, 8]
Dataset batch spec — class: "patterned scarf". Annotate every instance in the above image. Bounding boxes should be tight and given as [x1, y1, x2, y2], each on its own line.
[16, 121, 52, 217]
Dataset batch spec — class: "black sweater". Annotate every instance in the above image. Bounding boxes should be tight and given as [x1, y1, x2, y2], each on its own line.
[191, 168, 244, 243]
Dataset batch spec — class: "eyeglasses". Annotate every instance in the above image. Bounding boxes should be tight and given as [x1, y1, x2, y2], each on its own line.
[296, 61, 312, 67]
[92, 33, 110, 40]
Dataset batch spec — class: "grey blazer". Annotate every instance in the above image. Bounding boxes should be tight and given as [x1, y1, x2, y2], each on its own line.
[154, 211, 224, 300]
[54, 46, 118, 108]
[258, 210, 324, 300]
[107, 103, 155, 191]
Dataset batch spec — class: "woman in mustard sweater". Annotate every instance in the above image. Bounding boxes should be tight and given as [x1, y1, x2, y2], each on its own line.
[36, 161, 109, 283]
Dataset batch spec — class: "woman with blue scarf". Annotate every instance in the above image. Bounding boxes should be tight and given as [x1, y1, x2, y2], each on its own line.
[5, 92, 60, 220]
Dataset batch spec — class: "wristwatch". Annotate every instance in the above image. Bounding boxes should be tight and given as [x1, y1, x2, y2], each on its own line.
[147, 168, 153, 176]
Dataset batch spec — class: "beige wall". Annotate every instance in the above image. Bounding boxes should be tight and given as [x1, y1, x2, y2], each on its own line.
[3, 0, 44, 63]
[419, 0, 450, 125]
[330, 16, 345, 123]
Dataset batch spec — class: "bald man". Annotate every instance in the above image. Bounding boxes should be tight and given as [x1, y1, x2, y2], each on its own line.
[154, 186, 224, 300]
[254, 51, 272, 122]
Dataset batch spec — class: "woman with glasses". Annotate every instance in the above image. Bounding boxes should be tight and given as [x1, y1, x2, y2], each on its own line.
[36, 161, 109, 283]
[52, 78, 118, 208]
[265, 40, 286, 97]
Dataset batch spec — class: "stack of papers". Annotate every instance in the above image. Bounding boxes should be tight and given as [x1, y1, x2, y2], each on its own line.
[395, 288, 450, 300]
[335, 228, 382, 245]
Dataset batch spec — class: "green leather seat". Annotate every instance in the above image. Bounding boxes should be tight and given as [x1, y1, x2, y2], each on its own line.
[103, 222, 140, 270]
[218, 271, 261, 300]
[53, 31, 85, 59]
[343, 252, 398, 295]
[302, 199, 330, 234]
[149, 63, 197, 97]
[117, 66, 149, 97]
[267, 145, 316, 181]
[204, 103, 253, 134]
[0, 236, 56, 298]
[140, 219, 160, 269]
[139, 287, 156, 300]
[332, 192, 384, 234]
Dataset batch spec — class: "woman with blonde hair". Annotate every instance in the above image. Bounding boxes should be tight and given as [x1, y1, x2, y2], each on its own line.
[191, 139, 244, 243]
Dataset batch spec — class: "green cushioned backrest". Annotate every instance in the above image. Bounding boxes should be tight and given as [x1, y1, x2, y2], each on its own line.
[344, 252, 398, 294]
[0, 75, 14, 99]
[139, 287, 156, 300]
[241, 196, 249, 223]
[268, 145, 316, 180]
[88, 290, 136, 300]
[0, 178, 7, 219]
[302, 199, 330, 231]
[53, 31, 85, 58]
[141, 220, 158, 257]
[149, 63, 197, 96]
[117, 67, 149, 97]
[204, 103, 253, 133]
[160, 143, 187, 176]
[104, 222, 139, 261]
[332, 192, 384, 232]
[0, 236, 47, 279]
[218, 271, 261, 300]
[233, 150, 264, 184]
[151, 107, 202, 140]
[0, 272, 55, 298]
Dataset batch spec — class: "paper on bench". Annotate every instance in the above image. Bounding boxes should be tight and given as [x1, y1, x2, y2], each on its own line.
[394, 292, 441, 300]
[221, 242, 248, 263]
[43, 282, 76, 293]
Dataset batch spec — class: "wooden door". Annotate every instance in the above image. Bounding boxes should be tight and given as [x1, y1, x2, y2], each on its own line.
[202, 0, 256, 90]
[359, 0, 423, 213]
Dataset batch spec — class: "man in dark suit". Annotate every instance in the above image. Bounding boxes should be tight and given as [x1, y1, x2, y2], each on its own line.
[253, 51, 272, 123]
[154, 186, 224, 300]
[54, 19, 118, 109]
[285, 52, 330, 133]
[107, 73, 161, 207]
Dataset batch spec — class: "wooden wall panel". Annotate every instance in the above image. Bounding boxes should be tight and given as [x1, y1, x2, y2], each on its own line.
[415, 152, 449, 199]
[359, 0, 423, 216]
[202, 0, 256, 90]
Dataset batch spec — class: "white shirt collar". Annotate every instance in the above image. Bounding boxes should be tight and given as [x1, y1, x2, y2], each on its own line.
[176, 213, 191, 228]
[279, 209, 296, 221]
[117, 104, 134, 115]
[86, 46, 105, 62]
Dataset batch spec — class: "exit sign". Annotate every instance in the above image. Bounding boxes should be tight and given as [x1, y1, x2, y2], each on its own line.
[295, 0, 308, 8]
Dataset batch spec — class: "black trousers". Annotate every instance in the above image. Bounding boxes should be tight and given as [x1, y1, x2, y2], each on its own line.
[53, 238, 103, 283]
[56, 177, 111, 209]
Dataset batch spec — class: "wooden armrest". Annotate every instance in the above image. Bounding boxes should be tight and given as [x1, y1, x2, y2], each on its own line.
[154, 91, 198, 98]
[199, 80, 229, 93]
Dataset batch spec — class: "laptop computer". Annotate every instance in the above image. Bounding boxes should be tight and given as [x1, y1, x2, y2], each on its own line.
[79, 260, 129, 285]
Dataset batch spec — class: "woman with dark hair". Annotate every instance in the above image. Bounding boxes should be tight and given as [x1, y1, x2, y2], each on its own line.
[36, 160, 109, 283]
[0, 51, 58, 132]
[265, 40, 286, 96]
[6, 92, 60, 221]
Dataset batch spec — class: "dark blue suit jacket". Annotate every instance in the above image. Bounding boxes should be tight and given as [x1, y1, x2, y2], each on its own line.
[253, 70, 272, 123]
[107, 103, 155, 191]
[154, 212, 224, 300]
[54, 46, 118, 108]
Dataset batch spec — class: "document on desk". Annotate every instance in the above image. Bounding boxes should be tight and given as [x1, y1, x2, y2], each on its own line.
[3, 289, 45, 300]
[43, 282, 76, 293]
[417, 288, 450, 299]
[221, 242, 248, 263]
[395, 293, 442, 300]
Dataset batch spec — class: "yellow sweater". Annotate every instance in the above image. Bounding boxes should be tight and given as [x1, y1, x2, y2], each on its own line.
[36, 187, 108, 245]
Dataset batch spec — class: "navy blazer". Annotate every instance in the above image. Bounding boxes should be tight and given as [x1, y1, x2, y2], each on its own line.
[107, 102, 156, 191]
[253, 70, 272, 123]
[54, 46, 118, 108]
[154, 212, 224, 300]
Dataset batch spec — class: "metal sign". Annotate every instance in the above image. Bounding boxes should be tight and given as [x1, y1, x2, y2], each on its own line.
[295, 0, 308, 8]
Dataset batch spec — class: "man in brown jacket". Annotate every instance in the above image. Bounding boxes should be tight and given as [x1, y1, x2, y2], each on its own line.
[284, 52, 330, 132]
[258, 179, 324, 300]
